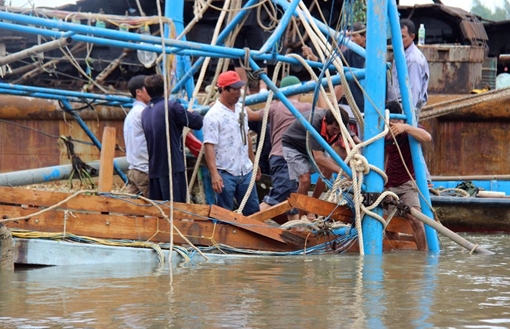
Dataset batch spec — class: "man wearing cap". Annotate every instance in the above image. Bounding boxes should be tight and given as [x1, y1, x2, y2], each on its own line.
[203, 70, 260, 216]
[141, 74, 203, 202]
[247, 75, 313, 220]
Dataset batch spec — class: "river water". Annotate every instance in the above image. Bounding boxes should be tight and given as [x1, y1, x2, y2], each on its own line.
[1, 233, 509, 329]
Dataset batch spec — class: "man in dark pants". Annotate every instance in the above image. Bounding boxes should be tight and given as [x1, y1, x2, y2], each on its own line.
[141, 74, 203, 202]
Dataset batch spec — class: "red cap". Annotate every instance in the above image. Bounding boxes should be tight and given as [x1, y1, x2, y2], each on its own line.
[217, 71, 245, 88]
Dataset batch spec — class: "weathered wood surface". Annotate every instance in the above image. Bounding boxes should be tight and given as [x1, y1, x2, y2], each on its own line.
[0, 186, 418, 252]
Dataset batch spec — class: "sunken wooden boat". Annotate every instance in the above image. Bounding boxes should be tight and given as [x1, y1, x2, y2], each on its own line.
[2, 186, 420, 266]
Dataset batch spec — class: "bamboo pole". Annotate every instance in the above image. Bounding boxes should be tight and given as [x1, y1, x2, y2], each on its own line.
[0, 36, 73, 66]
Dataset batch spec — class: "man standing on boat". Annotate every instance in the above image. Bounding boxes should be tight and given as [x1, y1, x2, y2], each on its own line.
[123, 75, 151, 197]
[203, 71, 260, 216]
[387, 19, 429, 121]
[246, 75, 312, 220]
[281, 108, 351, 219]
[141, 74, 203, 202]
[385, 101, 429, 251]
[387, 19, 432, 186]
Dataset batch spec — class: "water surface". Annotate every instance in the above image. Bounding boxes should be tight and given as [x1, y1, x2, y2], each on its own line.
[1, 234, 509, 328]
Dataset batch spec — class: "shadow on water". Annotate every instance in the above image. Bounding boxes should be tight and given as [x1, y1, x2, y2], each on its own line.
[1, 234, 509, 328]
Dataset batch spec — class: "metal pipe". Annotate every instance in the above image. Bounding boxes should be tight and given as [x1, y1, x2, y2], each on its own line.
[259, 0, 301, 53]
[0, 82, 133, 105]
[0, 36, 73, 66]
[59, 100, 128, 183]
[431, 175, 510, 181]
[0, 16, 330, 70]
[360, 0, 388, 254]
[410, 208, 494, 255]
[0, 157, 128, 186]
[388, 0, 440, 252]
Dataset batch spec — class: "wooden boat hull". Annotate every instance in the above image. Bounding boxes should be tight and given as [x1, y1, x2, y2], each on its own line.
[0, 186, 419, 265]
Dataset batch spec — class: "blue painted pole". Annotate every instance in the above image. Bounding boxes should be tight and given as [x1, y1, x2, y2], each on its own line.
[360, 0, 388, 254]
[166, 0, 194, 98]
[0, 20, 329, 71]
[0, 82, 133, 105]
[271, 0, 366, 59]
[59, 100, 128, 183]
[259, 0, 301, 53]
[388, 0, 440, 252]
[250, 59, 353, 178]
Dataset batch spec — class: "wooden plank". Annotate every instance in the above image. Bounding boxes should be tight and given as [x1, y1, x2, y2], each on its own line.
[248, 201, 292, 222]
[209, 205, 286, 244]
[0, 186, 211, 219]
[287, 193, 354, 222]
[287, 192, 414, 235]
[1, 206, 297, 252]
[98, 126, 116, 192]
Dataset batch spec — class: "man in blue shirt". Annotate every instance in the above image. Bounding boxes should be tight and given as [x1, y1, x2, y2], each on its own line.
[141, 75, 203, 202]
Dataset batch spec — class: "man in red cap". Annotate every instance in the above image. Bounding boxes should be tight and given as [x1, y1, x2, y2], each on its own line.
[203, 71, 261, 215]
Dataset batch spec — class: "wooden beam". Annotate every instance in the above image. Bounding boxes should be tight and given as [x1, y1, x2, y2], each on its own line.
[209, 205, 286, 243]
[287, 193, 354, 222]
[2, 206, 296, 252]
[248, 201, 292, 222]
[98, 126, 116, 192]
[0, 186, 211, 219]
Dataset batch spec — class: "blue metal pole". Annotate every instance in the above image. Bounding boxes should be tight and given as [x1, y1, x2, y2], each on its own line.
[0, 20, 329, 70]
[0, 82, 133, 105]
[360, 0, 388, 254]
[59, 100, 128, 183]
[388, 0, 440, 252]
[250, 59, 353, 178]
[166, 0, 194, 98]
[271, 0, 366, 58]
[259, 0, 301, 53]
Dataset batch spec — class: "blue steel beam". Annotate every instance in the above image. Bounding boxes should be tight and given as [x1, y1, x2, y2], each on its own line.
[271, 0, 367, 59]
[0, 20, 331, 70]
[166, 0, 194, 98]
[361, 0, 388, 254]
[388, 0, 440, 252]
[0, 82, 133, 105]
[59, 100, 128, 183]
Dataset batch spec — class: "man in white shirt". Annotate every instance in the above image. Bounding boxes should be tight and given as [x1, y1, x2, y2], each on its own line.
[123, 75, 151, 197]
[203, 71, 260, 215]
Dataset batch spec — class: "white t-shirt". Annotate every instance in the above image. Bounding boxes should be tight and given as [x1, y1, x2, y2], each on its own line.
[203, 100, 253, 176]
[123, 100, 149, 173]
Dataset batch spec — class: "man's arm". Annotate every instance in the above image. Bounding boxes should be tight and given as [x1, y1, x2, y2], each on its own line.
[390, 122, 431, 143]
[174, 101, 204, 130]
[246, 131, 261, 180]
[407, 62, 423, 111]
[312, 149, 341, 174]
[204, 143, 223, 193]
[245, 106, 264, 121]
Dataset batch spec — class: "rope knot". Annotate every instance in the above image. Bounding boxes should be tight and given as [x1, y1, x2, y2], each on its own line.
[351, 153, 370, 175]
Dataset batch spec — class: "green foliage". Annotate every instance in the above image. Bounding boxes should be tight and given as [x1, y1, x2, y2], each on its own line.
[471, 0, 509, 21]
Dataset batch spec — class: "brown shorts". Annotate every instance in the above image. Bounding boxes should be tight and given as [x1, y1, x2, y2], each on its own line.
[126, 169, 149, 197]
[385, 180, 421, 216]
